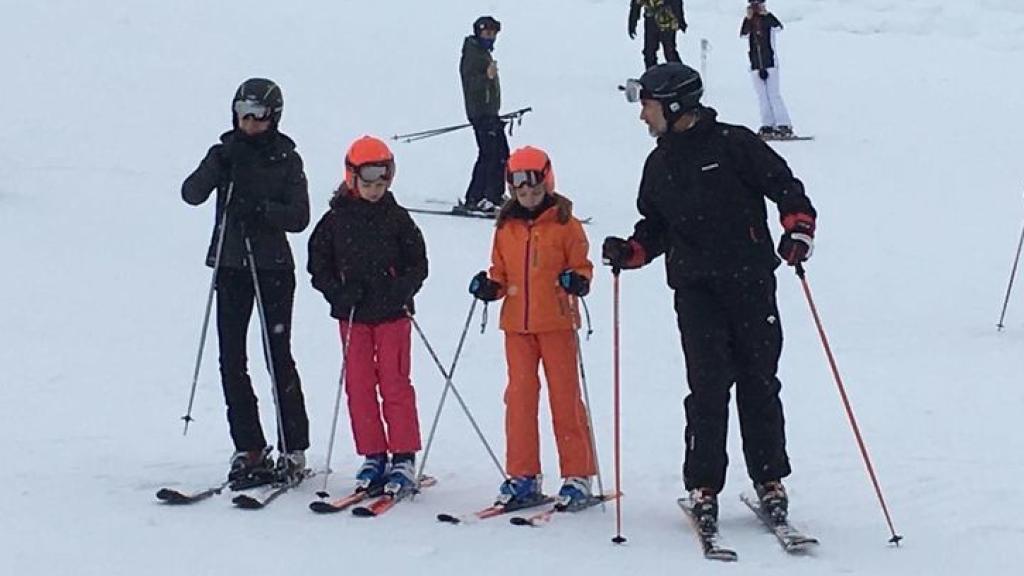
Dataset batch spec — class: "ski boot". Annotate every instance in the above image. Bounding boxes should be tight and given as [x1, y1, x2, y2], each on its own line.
[382, 453, 417, 498]
[556, 476, 594, 511]
[689, 488, 719, 533]
[754, 480, 788, 523]
[228, 446, 276, 490]
[466, 198, 498, 215]
[495, 474, 546, 509]
[354, 453, 389, 494]
[758, 126, 777, 140]
[275, 450, 307, 483]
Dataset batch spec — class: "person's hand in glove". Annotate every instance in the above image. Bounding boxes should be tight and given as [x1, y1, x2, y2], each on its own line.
[777, 213, 815, 265]
[468, 271, 502, 302]
[601, 236, 646, 269]
[758, 68, 769, 81]
[558, 270, 590, 297]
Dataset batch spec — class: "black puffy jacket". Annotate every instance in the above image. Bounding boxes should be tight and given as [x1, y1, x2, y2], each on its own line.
[307, 188, 428, 324]
[182, 130, 309, 270]
[629, 107, 814, 286]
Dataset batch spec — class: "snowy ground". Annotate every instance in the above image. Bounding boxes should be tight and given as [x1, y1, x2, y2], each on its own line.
[2, 1, 1023, 574]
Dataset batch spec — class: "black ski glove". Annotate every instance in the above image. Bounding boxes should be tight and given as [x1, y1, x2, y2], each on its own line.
[601, 237, 644, 269]
[759, 69, 769, 81]
[468, 271, 501, 302]
[558, 270, 590, 297]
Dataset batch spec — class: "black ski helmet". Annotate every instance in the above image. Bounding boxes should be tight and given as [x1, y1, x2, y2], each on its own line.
[231, 78, 284, 128]
[473, 15, 501, 36]
[637, 62, 704, 125]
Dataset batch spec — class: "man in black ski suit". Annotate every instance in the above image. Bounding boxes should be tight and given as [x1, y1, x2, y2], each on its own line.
[181, 78, 311, 488]
[460, 15, 509, 215]
[605, 63, 816, 529]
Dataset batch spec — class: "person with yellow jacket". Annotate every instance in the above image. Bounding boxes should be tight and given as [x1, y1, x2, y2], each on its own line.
[468, 146, 597, 510]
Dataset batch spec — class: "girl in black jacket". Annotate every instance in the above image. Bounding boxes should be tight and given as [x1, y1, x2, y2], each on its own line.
[307, 136, 428, 498]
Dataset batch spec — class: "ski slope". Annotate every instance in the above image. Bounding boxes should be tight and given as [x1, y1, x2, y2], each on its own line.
[2, 1, 1023, 574]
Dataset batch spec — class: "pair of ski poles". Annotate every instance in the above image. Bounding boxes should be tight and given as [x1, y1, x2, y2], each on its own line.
[180, 182, 292, 457]
[392, 107, 533, 143]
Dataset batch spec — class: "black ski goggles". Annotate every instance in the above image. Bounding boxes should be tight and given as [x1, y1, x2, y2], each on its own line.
[233, 99, 272, 121]
[352, 162, 393, 183]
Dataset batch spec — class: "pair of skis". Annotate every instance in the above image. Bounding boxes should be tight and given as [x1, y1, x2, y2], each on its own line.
[678, 493, 819, 562]
[437, 493, 615, 526]
[155, 470, 314, 509]
[308, 476, 438, 517]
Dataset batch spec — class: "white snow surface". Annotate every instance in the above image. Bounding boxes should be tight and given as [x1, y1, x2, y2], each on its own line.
[2, 1, 1023, 574]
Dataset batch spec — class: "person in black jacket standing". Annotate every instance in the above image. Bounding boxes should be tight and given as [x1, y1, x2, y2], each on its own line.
[741, 0, 793, 138]
[182, 78, 311, 487]
[307, 136, 428, 498]
[606, 63, 816, 531]
[628, 0, 687, 70]
[460, 15, 509, 215]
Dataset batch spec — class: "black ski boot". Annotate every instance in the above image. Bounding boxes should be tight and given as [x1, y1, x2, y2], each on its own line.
[228, 446, 276, 489]
[689, 488, 719, 533]
[754, 480, 788, 523]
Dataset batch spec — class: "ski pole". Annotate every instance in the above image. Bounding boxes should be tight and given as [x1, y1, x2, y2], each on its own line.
[574, 326, 607, 512]
[181, 181, 235, 434]
[996, 216, 1024, 330]
[244, 234, 290, 459]
[411, 301, 507, 484]
[795, 263, 903, 545]
[317, 306, 356, 498]
[606, 268, 622, 541]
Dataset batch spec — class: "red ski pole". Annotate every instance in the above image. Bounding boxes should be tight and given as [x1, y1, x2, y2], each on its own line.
[795, 263, 903, 545]
[611, 269, 627, 545]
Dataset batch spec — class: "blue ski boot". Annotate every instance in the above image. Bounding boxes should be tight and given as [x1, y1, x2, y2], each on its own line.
[495, 474, 546, 509]
[383, 453, 418, 498]
[556, 476, 594, 511]
[355, 453, 389, 494]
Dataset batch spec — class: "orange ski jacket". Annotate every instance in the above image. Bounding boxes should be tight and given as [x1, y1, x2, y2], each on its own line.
[488, 194, 593, 333]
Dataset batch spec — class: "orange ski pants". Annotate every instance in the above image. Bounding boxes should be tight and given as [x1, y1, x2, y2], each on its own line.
[503, 330, 595, 478]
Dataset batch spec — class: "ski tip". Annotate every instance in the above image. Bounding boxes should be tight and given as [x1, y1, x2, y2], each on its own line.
[232, 496, 264, 510]
[309, 501, 342, 514]
[155, 489, 189, 504]
[437, 513, 461, 524]
[351, 506, 377, 518]
[509, 516, 535, 527]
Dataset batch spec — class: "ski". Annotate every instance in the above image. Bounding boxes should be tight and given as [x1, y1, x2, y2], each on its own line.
[437, 494, 556, 525]
[308, 489, 373, 514]
[232, 470, 314, 510]
[407, 206, 592, 225]
[509, 493, 617, 527]
[739, 492, 819, 553]
[677, 497, 738, 562]
[349, 476, 437, 518]
[155, 479, 231, 505]
[761, 135, 814, 142]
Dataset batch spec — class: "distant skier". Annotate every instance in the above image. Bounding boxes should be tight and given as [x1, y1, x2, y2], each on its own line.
[307, 136, 428, 498]
[628, 0, 687, 69]
[741, 0, 794, 138]
[181, 78, 311, 488]
[607, 63, 816, 531]
[460, 15, 509, 215]
[468, 146, 598, 510]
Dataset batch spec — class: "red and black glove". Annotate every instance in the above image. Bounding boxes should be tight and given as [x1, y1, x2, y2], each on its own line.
[777, 213, 815, 265]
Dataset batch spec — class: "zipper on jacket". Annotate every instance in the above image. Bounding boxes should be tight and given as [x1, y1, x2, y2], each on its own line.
[523, 224, 534, 331]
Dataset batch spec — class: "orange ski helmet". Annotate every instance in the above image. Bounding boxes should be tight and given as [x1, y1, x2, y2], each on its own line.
[344, 135, 395, 189]
[506, 146, 555, 192]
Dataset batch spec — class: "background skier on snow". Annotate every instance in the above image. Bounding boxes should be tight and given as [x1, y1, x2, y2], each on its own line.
[181, 78, 311, 489]
[628, 0, 687, 69]
[460, 15, 509, 215]
[741, 0, 794, 138]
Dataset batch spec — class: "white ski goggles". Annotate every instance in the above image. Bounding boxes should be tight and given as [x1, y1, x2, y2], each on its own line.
[233, 99, 272, 120]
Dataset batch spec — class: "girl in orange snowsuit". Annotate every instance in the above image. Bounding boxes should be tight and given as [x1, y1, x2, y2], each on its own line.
[468, 146, 596, 506]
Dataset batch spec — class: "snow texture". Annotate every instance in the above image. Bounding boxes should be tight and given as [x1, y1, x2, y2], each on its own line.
[1, 1, 1022, 574]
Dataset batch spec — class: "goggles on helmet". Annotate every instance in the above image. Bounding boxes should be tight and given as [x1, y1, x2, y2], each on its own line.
[507, 169, 546, 189]
[353, 162, 393, 183]
[233, 99, 272, 121]
[622, 78, 645, 103]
